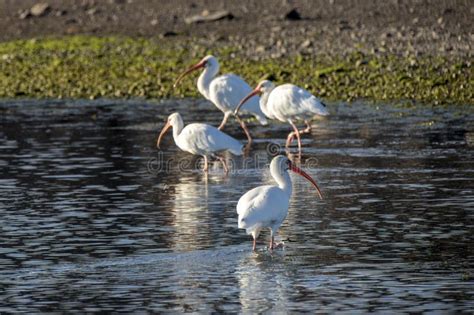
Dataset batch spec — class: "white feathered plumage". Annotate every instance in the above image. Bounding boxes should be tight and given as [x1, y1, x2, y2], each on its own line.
[156, 112, 243, 173]
[174, 55, 267, 143]
[237, 155, 323, 250]
[235, 80, 329, 151]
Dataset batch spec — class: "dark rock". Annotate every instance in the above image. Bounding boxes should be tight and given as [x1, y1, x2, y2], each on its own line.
[339, 25, 351, 31]
[284, 8, 301, 20]
[443, 8, 454, 15]
[65, 18, 78, 24]
[162, 31, 178, 37]
[184, 10, 234, 24]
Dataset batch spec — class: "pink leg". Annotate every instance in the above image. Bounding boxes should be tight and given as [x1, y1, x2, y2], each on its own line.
[235, 115, 252, 144]
[269, 230, 284, 250]
[252, 238, 257, 251]
[218, 112, 231, 131]
[202, 156, 208, 172]
[288, 120, 312, 144]
[216, 155, 229, 174]
[286, 131, 294, 148]
[243, 142, 252, 157]
[288, 120, 302, 153]
[302, 120, 312, 133]
[287, 133, 296, 145]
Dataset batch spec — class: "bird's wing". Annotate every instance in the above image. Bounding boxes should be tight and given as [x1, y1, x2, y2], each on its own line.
[181, 123, 242, 155]
[270, 84, 329, 119]
[209, 74, 264, 116]
[237, 185, 289, 230]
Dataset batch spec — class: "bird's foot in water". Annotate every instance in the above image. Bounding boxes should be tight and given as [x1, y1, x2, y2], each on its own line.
[269, 241, 285, 250]
[274, 241, 284, 249]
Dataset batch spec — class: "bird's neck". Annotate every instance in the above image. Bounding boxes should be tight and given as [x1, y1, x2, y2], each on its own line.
[260, 88, 275, 118]
[171, 120, 184, 143]
[197, 65, 218, 99]
[273, 169, 293, 196]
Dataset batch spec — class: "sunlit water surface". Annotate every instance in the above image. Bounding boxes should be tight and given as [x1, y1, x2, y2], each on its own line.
[0, 99, 473, 313]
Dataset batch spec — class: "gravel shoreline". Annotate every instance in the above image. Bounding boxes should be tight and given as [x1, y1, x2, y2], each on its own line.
[1, 0, 472, 59]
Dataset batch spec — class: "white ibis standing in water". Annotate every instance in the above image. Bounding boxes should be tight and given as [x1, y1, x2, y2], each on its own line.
[237, 155, 323, 251]
[156, 113, 243, 173]
[173, 55, 268, 143]
[235, 80, 329, 152]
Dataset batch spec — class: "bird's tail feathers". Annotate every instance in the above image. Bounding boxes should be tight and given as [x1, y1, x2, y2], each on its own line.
[228, 140, 244, 155]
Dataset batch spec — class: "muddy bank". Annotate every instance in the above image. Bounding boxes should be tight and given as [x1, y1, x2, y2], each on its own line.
[1, 0, 472, 59]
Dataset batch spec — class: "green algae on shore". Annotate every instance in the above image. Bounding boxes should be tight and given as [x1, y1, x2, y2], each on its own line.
[0, 36, 472, 104]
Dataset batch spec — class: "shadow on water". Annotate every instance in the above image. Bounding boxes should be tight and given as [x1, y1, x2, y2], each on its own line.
[0, 99, 473, 312]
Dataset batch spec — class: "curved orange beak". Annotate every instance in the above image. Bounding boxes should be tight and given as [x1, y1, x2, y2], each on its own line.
[289, 161, 323, 200]
[173, 60, 206, 88]
[156, 121, 172, 149]
[234, 86, 261, 116]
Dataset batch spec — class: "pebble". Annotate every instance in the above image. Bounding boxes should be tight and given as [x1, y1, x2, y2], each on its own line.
[271, 26, 282, 32]
[86, 8, 98, 16]
[18, 10, 31, 20]
[55, 10, 66, 17]
[30, 3, 50, 17]
[300, 39, 312, 48]
[255, 45, 266, 53]
[19, 3, 51, 20]
[184, 10, 234, 24]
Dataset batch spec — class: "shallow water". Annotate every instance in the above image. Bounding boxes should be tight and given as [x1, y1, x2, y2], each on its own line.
[0, 99, 473, 313]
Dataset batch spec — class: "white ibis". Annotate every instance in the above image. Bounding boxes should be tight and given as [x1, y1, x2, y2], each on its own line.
[237, 155, 323, 251]
[156, 112, 243, 173]
[173, 55, 268, 143]
[234, 80, 329, 152]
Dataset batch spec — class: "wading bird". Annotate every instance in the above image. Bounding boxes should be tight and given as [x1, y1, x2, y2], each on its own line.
[156, 113, 243, 173]
[234, 80, 329, 152]
[173, 55, 268, 143]
[237, 155, 323, 251]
